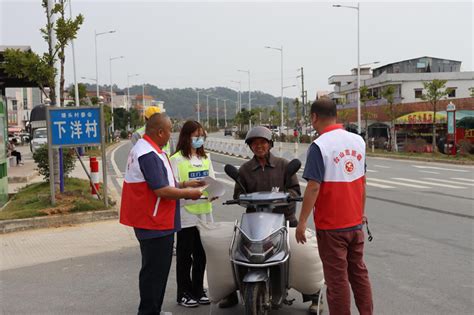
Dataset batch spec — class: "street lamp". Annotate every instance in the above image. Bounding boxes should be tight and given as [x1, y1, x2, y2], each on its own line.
[196, 90, 202, 123]
[109, 56, 124, 134]
[333, 3, 361, 133]
[238, 69, 251, 128]
[265, 45, 284, 138]
[127, 73, 140, 111]
[230, 80, 242, 113]
[95, 29, 116, 99]
[214, 97, 220, 129]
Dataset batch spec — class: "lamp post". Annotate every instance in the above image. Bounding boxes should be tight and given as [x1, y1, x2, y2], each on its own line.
[95, 29, 116, 99]
[196, 90, 201, 123]
[206, 94, 210, 129]
[109, 56, 124, 134]
[333, 3, 360, 133]
[215, 97, 219, 129]
[230, 80, 242, 112]
[223, 99, 228, 127]
[127, 73, 140, 111]
[265, 45, 284, 137]
[238, 69, 251, 128]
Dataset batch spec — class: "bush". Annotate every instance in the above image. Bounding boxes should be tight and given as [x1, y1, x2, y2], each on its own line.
[235, 131, 247, 140]
[33, 146, 77, 180]
[458, 140, 473, 155]
[120, 130, 128, 139]
[299, 135, 312, 143]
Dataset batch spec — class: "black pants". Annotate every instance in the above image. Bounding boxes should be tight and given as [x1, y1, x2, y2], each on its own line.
[137, 234, 174, 315]
[176, 226, 207, 300]
[11, 151, 21, 164]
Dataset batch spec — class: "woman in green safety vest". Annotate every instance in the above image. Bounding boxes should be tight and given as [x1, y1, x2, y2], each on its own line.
[170, 120, 215, 308]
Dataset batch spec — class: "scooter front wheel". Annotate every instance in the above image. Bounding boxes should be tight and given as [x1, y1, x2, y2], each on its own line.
[244, 282, 269, 315]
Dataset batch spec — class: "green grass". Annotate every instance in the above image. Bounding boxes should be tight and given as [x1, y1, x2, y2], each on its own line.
[367, 149, 474, 163]
[0, 178, 111, 221]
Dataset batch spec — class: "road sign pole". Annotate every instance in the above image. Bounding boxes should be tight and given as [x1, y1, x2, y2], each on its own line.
[100, 104, 108, 208]
[46, 108, 55, 206]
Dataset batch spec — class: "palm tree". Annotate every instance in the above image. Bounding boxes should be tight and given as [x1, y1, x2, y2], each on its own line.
[421, 80, 450, 152]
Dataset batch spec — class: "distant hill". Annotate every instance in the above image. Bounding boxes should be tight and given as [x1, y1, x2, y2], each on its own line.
[83, 83, 297, 119]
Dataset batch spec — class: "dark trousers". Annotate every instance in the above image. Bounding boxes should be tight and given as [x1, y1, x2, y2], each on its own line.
[137, 234, 174, 315]
[11, 151, 21, 164]
[176, 226, 206, 300]
[317, 229, 373, 315]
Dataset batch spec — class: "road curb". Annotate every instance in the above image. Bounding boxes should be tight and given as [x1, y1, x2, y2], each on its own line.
[366, 153, 474, 165]
[0, 208, 118, 234]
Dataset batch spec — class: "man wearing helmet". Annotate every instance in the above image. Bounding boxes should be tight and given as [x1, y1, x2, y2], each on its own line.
[132, 106, 171, 154]
[220, 126, 321, 312]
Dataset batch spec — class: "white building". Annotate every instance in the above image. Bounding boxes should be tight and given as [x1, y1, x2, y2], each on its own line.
[6, 87, 43, 132]
[329, 57, 474, 108]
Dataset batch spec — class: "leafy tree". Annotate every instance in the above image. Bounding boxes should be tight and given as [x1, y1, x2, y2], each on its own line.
[421, 79, 450, 152]
[113, 108, 129, 131]
[129, 108, 143, 130]
[338, 107, 353, 127]
[360, 86, 375, 142]
[293, 98, 301, 127]
[381, 85, 399, 151]
[68, 83, 87, 104]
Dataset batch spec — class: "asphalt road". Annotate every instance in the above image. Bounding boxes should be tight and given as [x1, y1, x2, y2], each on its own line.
[2, 138, 473, 315]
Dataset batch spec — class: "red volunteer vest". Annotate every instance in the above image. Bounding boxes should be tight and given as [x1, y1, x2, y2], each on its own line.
[313, 125, 366, 230]
[119, 135, 177, 230]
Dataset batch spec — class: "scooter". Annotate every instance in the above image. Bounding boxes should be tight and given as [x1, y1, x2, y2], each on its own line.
[223, 159, 303, 315]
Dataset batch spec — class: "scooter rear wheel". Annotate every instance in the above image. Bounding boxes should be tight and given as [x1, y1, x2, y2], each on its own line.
[244, 282, 268, 315]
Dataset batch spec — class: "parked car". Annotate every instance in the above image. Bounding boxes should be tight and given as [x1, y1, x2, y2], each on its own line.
[30, 128, 48, 153]
[224, 128, 232, 136]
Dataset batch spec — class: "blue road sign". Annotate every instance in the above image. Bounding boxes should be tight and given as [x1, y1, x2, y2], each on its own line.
[48, 107, 102, 147]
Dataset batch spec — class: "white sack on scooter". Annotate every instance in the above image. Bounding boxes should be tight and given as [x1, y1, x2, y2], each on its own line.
[197, 221, 237, 302]
[288, 228, 325, 294]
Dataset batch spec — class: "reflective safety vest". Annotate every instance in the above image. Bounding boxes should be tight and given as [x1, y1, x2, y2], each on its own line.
[120, 134, 177, 230]
[132, 126, 171, 155]
[170, 151, 212, 215]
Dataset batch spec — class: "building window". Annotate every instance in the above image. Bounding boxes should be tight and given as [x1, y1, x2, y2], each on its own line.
[12, 100, 18, 111]
[447, 88, 456, 98]
[23, 101, 28, 110]
[415, 89, 423, 99]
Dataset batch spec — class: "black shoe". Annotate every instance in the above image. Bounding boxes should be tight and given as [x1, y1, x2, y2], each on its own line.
[218, 292, 238, 308]
[198, 291, 210, 305]
[177, 293, 199, 308]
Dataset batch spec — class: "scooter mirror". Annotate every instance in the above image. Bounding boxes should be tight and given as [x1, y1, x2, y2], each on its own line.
[224, 164, 239, 181]
[286, 159, 302, 178]
[284, 159, 302, 192]
[225, 164, 247, 194]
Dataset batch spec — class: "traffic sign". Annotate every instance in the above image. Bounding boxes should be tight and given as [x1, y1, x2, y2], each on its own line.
[48, 107, 102, 147]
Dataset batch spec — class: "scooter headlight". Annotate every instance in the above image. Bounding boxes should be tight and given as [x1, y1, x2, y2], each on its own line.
[241, 231, 283, 263]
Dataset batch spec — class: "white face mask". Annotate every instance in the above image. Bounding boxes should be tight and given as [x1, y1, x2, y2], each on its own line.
[191, 136, 205, 149]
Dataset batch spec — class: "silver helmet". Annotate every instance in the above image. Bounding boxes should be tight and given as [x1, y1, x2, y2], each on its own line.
[245, 126, 273, 145]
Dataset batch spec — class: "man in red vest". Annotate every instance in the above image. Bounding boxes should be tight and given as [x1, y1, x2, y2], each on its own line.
[120, 113, 205, 315]
[296, 99, 373, 315]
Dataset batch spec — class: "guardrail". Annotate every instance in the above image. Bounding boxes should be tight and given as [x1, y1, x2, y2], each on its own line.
[206, 137, 311, 165]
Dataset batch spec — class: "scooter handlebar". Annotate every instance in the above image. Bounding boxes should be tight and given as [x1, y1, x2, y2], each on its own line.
[223, 199, 240, 205]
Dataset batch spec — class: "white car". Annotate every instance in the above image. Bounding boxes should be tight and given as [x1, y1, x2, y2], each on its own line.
[30, 128, 48, 153]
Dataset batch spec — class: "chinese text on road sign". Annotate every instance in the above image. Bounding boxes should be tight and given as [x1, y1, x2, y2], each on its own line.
[49, 107, 102, 147]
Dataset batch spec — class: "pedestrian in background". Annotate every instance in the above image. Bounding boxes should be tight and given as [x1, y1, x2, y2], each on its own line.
[120, 113, 205, 315]
[296, 99, 373, 315]
[170, 120, 215, 308]
[131, 106, 171, 154]
[7, 140, 23, 166]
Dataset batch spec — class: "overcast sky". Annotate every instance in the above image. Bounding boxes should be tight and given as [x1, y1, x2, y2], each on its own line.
[1, 0, 473, 99]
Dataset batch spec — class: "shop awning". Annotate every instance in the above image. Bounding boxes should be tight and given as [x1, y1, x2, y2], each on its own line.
[7, 127, 22, 133]
[395, 111, 446, 125]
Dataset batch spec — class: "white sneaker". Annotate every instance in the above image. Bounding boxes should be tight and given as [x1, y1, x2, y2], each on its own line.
[177, 293, 199, 308]
[309, 299, 324, 314]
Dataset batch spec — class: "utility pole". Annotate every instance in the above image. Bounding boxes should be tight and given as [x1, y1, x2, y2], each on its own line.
[300, 67, 305, 117]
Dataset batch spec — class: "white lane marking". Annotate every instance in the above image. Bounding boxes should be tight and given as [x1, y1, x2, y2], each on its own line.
[216, 178, 236, 187]
[422, 178, 474, 187]
[412, 165, 470, 173]
[392, 178, 466, 189]
[366, 169, 378, 173]
[111, 142, 128, 178]
[366, 180, 394, 189]
[370, 177, 429, 189]
[418, 170, 440, 174]
[374, 165, 390, 169]
[210, 151, 249, 161]
[451, 177, 474, 183]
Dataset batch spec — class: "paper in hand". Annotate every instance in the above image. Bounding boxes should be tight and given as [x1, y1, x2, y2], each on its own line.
[202, 176, 226, 200]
